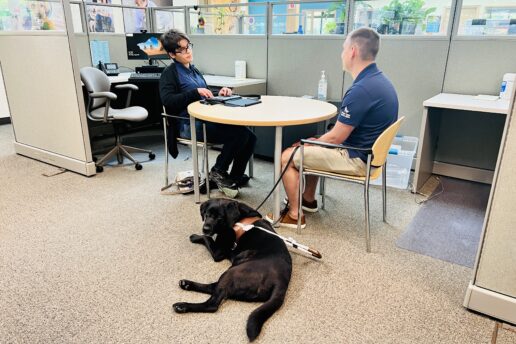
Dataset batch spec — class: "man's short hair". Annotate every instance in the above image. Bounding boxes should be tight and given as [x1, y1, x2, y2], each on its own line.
[347, 27, 380, 61]
[160, 29, 190, 54]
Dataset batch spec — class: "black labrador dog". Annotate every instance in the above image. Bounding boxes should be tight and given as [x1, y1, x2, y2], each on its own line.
[173, 198, 292, 342]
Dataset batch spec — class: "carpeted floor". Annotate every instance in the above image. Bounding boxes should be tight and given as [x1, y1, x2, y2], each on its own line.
[0, 124, 514, 344]
[396, 177, 490, 268]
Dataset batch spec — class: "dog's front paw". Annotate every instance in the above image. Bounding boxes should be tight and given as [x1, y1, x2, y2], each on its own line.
[179, 279, 191, 290]
[172, 302, 189, 313]
[189, 234, 204, 243]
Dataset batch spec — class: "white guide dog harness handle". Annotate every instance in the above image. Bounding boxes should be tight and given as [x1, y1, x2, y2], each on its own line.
[235, 223, 322, 259]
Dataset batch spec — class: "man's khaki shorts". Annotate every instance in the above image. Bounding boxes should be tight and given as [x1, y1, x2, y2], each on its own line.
[292, 145, 367, 176]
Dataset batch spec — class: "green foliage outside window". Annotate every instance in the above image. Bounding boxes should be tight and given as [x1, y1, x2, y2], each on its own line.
[380, 0, 436, 34]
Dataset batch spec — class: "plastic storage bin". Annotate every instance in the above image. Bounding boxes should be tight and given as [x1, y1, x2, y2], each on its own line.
[370, 136, 418, 189]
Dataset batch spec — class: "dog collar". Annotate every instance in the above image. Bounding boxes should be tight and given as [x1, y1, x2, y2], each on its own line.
[235, 222, 254, 232]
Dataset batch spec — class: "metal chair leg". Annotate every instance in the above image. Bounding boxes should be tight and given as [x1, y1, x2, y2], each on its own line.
[248, 154, 254, 178]
[364, 155, 372, 253]
[203, 123, 210, 199]
[248, 126, 254, 178]
[163, 118, 170, 188]
[320, 177, 326, 210]
[297, 145, 305, 234]
[382, 163, 387, 222]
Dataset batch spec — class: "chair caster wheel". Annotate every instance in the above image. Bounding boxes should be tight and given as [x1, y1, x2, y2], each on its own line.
[149, 153, 156, 160]
[96, 165, 103, 173]
[135, 163, 143, 170]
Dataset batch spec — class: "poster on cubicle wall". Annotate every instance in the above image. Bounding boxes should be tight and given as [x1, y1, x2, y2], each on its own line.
[0, 0, 65, 31]
[121, 0, 173, 33]
[86, 0, 115, 33]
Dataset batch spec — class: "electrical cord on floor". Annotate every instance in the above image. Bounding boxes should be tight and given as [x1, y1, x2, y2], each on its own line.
[412, 176, 444, 205]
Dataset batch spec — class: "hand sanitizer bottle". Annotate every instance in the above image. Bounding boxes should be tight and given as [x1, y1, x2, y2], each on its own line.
[318, 70, 327, 101]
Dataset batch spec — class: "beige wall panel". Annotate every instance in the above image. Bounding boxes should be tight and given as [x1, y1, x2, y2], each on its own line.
[0, 35, 87, 161]
[444, 39, 516, 96]
[267, 36, 344, 100]
[475, 98, 516, 298]
[190, 36, 267, 79]
[74, 34, 92, 68]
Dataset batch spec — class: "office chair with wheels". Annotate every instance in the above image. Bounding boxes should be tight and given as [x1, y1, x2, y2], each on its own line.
[80, 67, 155, 172]
[297, 117, 405, 253]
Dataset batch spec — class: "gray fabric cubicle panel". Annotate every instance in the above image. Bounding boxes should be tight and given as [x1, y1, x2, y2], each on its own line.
[343, 38, 449, 138]
[189, 36, 267, 79]
[443, 39, 516, 96]
[74, 34, 92, 68]
[267, 36, 344, 100]
[438, 40, 516, 171]
[475, 93, 516, 299]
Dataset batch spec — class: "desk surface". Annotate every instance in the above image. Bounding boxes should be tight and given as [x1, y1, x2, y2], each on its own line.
[188, 95, 337, 126]
[109, 72, 266, 88]
[424, 93, 510, 115]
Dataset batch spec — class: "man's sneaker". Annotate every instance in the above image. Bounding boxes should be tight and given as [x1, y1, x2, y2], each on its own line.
[265, 206, 306, 229]
[283, 197, 318, 213]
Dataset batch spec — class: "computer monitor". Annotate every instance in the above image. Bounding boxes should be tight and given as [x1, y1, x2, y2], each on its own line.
[126, 33, 169, 63]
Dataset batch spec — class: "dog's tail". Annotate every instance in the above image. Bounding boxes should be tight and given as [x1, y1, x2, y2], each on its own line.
[246, 286, 287, 342]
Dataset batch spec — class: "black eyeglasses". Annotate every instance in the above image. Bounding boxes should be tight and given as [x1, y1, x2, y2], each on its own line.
[175, 42, 193, 54]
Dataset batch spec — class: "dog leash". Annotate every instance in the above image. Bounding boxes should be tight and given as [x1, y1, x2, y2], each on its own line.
[235, 223, 322, 259]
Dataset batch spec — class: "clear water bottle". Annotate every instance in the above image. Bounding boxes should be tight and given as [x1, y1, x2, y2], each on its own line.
[317, 70, 327, 101]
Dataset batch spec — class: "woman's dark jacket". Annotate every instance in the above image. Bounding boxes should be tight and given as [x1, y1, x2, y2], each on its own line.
[159, 62, 208, 158]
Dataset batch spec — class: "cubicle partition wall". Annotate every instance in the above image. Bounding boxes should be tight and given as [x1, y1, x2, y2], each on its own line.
[464, 87, 516, 325]
[267, 36, 344, 100]
[0, 0, 95, 176]
[190, 35, 267, 79]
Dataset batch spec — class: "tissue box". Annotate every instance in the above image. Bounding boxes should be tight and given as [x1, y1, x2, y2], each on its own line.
[370, 136, 418, 189]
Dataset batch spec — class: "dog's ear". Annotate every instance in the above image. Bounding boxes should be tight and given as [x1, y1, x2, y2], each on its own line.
[225, 201, 241, 225]
[200, 200, 209, 221]
[238, 202, 262, 219]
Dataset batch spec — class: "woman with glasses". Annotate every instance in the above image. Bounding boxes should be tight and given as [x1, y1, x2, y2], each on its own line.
[159, 29, 256, 197]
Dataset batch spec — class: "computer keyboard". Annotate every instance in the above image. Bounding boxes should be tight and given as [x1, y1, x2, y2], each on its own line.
[129, 73, 162, 79]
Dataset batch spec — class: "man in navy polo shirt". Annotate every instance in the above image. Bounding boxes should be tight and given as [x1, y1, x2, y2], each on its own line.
[268, 27, 399, 228]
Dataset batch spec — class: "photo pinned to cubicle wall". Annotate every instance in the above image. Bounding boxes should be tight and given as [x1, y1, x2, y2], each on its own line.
[0, 0, 65, 31]
[87, 0, 115, 33]
[122, 0, 173, 33]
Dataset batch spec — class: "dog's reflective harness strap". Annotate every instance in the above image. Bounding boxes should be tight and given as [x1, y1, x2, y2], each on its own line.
[235, 223, 322, 259]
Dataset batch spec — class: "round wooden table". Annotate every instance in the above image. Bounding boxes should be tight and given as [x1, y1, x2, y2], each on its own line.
[188, 95, 337, 221]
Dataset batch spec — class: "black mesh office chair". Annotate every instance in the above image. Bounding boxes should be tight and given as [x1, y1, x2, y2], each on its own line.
[81, 67, 155, 172]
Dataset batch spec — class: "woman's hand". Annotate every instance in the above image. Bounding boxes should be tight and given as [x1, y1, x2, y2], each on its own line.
[218, 87, 233, 96]
[198, 88, 214, 98]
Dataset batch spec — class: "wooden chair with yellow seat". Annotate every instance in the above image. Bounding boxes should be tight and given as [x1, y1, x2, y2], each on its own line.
[296, 117, 405, 252]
